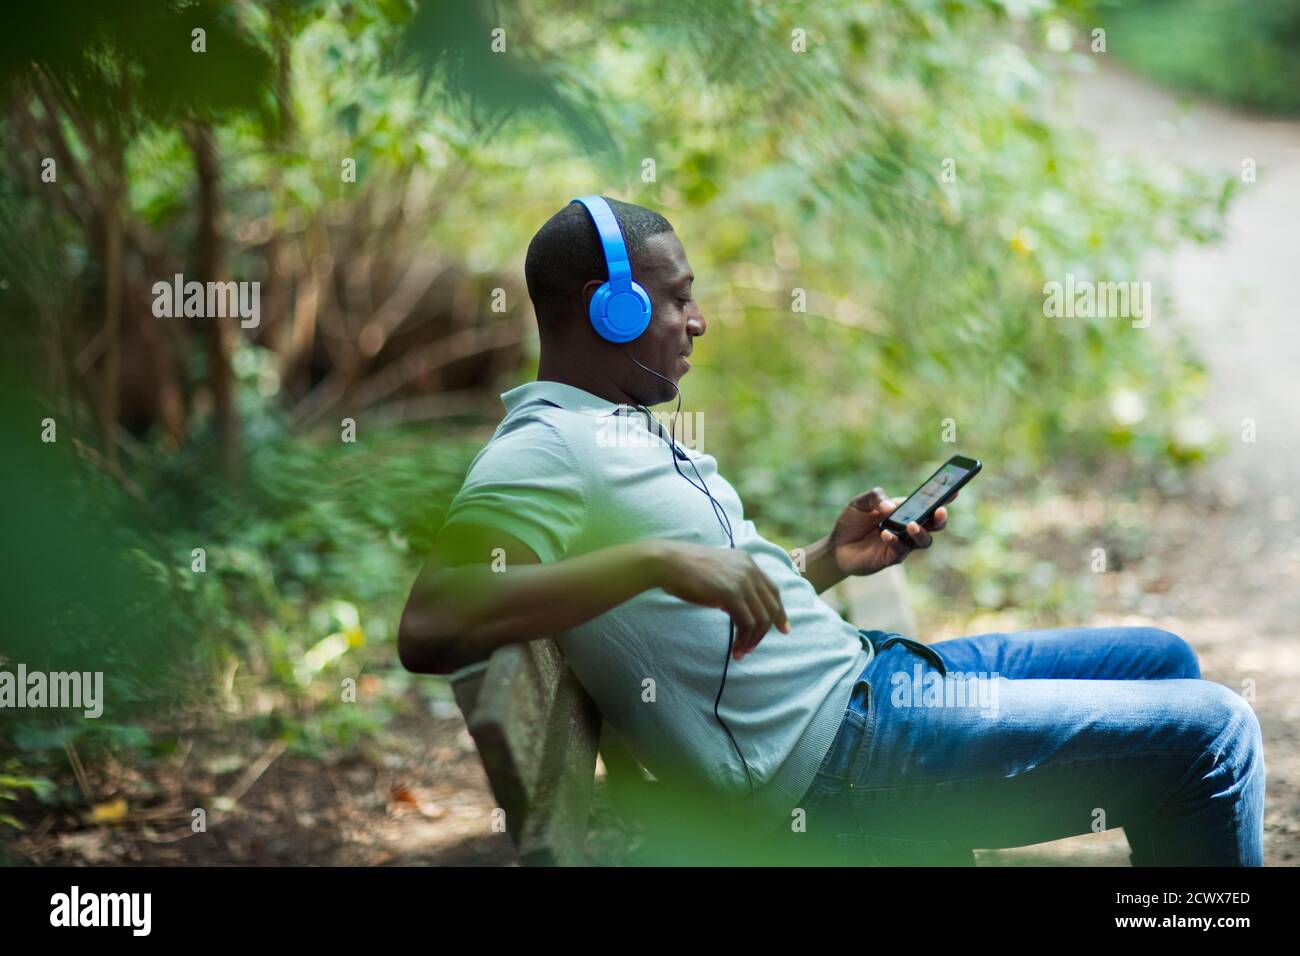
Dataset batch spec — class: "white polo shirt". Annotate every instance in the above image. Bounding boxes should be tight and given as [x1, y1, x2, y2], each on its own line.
[441, 380, 871, 829]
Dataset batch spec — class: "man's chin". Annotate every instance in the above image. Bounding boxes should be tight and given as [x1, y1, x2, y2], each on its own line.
[650, 377, 682, 405]
[633, 369, 683, 406]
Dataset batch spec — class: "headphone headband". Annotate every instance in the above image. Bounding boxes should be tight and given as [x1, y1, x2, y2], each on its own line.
[569, 195, 653, 343]
[570, 195, 632, 291]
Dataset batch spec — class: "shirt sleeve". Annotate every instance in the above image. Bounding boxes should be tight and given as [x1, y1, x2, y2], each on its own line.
[439, 417, 589, 564]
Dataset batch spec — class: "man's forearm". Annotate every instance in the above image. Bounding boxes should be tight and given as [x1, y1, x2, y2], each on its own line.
[398, 540, 667, 674]
[801, 534, 845, 594]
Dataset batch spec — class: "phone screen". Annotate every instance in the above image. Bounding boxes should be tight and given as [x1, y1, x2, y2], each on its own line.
[888, 460, 976, 527]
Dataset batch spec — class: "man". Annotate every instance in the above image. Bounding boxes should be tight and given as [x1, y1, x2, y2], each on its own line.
[398, 197, 1264, 865]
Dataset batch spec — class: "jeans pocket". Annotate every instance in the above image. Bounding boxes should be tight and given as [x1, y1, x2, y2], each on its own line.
[845, 683, 873, 784]
[879, 636, 948, 677]
[813, 708, 868, 789]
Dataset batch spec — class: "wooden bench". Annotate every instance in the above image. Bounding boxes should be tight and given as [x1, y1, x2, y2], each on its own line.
[449, 639, 631, 865]
[449, 565, 971, 865]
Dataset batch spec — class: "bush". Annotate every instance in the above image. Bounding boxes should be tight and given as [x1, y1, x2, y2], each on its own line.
[1091, 0, 1300, 112]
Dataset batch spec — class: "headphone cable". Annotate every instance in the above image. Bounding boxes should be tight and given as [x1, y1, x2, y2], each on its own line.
[626, 350, 756, 818]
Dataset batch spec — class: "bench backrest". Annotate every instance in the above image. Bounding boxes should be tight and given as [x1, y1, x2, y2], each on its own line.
[450, 639, 602, 865]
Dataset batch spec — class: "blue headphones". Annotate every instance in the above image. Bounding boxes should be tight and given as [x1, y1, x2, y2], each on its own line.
[569, 195, 653, 343]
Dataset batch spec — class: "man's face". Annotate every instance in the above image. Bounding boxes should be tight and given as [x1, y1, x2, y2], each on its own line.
[586, 230, 706, 405]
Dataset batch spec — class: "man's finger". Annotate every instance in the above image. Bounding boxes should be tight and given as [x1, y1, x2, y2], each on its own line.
[744, 582, 775, 652]
[761, 572, 789, 633]
[737, 585, 770, 657]
[850, 487, 891, 512]
[757, 572, 790, 634]
[730, 601, 756, 657]
[905, 521, 932, 548]
[881, 528, 910, 554]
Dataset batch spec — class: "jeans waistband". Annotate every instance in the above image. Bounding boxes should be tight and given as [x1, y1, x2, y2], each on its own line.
[856, 628, 948, 681]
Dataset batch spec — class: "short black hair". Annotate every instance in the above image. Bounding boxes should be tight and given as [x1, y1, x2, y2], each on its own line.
[524, 197, 674, 334]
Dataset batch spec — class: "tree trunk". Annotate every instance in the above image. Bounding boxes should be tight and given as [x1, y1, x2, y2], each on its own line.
[187, 122, 241, 484]
[97, 144, 124, 475]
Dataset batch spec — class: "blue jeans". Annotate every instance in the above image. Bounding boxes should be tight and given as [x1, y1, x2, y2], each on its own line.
[800, 626, 1265, 866]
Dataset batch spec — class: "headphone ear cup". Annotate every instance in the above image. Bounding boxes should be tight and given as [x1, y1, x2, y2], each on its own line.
[590, 280, 652, 343]
[587, 280, 611, 330]
[628, 280, 653, 326]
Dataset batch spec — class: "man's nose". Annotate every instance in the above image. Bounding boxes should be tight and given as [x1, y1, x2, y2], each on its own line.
[688, 305, 706, 337]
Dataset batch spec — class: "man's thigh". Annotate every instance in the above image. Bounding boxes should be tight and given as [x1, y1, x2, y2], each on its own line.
[930, 625, 1200, 681]
[810, 665, 1238, 853]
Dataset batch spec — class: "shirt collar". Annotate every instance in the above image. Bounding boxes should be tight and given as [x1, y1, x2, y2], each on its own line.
[501, 380, 629, 418]
[502, 379, 695, 462]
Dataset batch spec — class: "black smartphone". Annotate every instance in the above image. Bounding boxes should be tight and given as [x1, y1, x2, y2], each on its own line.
[879, 454, 981, 541]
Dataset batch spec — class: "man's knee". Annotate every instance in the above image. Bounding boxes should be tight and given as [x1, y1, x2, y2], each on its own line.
[1220, 686, 1263, 763]
[1131, 626, 1201, 679]
[1197, 681, 1263, 774]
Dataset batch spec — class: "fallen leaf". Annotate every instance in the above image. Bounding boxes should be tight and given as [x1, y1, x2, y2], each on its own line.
[89, 797, 128, 824]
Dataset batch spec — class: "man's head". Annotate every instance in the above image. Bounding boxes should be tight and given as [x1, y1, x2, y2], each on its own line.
[524, 197, 706, 406]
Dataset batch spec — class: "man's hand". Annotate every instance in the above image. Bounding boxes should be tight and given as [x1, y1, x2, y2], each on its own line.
[652, 541, 790, 661]
[826, 486, 953, 578]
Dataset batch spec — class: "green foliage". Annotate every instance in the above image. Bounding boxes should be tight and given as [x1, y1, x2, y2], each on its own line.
[1092, 0, 1300, 113]
[0, 0, 276, 127]
[0, 0, 1244, 822]
[0, 769, 57, 830]
[0, 349, 481, 769]
[0, 379, 198, 718]
[587, 0, 1232, 617]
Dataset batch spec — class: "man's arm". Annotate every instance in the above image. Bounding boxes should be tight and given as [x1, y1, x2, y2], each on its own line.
[398, 523, 789, 674]
[399, 524, 659, 674]
[801, 533, 845, 594]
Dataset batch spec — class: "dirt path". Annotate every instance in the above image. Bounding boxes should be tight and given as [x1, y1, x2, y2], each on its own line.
[1071, 60, 1300, 497]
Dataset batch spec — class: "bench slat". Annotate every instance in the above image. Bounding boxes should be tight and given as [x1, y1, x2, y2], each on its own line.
[516, 664, 600, 865]
[452, 640, 601, 865]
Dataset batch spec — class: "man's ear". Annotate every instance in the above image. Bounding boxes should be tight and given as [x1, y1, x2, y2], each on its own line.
[580, 278, 602, 314]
